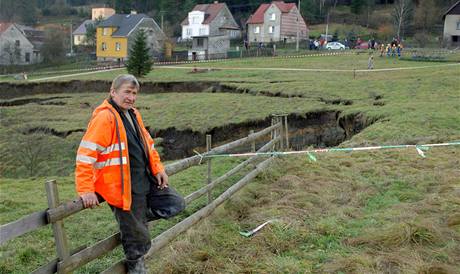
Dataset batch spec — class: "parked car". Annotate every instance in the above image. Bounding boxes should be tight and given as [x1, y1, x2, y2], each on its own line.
[325, 42, 346, 50]
[354, 42, 369, 49]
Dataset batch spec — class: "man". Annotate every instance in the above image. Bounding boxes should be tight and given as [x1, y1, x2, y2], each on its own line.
[75, 74, 185, 273]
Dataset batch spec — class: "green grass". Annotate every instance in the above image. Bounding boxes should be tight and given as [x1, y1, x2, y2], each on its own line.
[1, 52, 459, 273]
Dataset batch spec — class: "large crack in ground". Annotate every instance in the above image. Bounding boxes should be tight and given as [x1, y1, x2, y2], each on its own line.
[0, 81, 354, 104]
[2, 81, 376, 160]
[155, 111, 375, 160]
[15, 111, 376, 161]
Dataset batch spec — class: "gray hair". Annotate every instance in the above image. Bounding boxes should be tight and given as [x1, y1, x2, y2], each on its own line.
[110, 74, 140, 91]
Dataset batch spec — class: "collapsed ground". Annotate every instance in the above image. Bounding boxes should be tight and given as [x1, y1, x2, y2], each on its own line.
[0, 54, 459, 273]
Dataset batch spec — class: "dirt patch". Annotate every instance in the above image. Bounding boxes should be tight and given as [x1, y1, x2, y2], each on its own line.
[155, 111, 375, 160]
[25, 127, 84, 138]
[0, 96, 71, 107]
[320, 98, 353, 105]
[0, 81, 229, 99]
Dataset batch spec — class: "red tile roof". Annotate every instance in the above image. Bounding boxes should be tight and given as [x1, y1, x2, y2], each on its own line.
[246, 4, 270, 24]
[246, 1, 296, 24]
[181, 3, 226, 25]
[0, 22, 13, 34]
[274, 1, 296, 12]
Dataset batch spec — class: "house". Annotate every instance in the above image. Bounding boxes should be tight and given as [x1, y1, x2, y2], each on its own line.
[181, 1, 240, 60]
[73, 8, 115, 46]
[0, 22, 44, 65]
[92, 7, 116, 21]
[73, 19, 95, 46]
[181, 2, 240, 40]
[443, 1, 460, 46]
[96, 12, 166, 62]
[246, 1, 308, 44]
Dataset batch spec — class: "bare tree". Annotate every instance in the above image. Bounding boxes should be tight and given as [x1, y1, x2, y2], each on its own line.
[2, 41, 21, 65]
[393, 0, 413, 40]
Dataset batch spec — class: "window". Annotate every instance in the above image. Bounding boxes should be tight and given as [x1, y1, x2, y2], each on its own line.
[25, 52, 30, 62]
[269, 26, 274, 34]
[115, 42, 121, 51]
[270, 13, 276, 21]
[196, 38, 204, 47]
[103, 28, 109, 36]
[457, 21, 460, 30]
[77, 36, 81, 42]
[101, 42, 107, 51]
[192, 16, 200, 24]
[254, 26, 260, 34]
[15, 40, 20, 47]
[186, 28, 192, 35]
[199, 28, 206, 35]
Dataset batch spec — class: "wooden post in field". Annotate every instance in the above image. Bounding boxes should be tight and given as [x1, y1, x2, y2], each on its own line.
[271, 116, 278, 150]
[250, 130, 255, 152]
[206, 134, 212, 204]
[284, 115, 289, 150]
[46, 180, 71, 274]
[278, 116, 284, 150]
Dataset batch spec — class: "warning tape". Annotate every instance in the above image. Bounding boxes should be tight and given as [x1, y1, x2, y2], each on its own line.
[198, 141, 460, 161]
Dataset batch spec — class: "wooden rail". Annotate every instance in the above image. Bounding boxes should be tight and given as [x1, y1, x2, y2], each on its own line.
[1, 117, 289, 274]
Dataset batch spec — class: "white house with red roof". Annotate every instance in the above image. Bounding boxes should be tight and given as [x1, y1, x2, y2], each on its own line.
[181, 1, 240, 40]
[246, 1, 308, 44]
[181, 1, 240, 60]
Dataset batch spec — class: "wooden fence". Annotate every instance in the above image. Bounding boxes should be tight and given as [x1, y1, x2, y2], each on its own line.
[0, 115, 289, 273]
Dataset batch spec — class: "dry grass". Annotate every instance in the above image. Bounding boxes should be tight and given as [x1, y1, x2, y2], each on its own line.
[148, 148, 460, 273]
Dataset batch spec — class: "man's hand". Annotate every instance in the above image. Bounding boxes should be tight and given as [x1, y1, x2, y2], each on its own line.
[155, 171, 169, 189]
[80, 192, 99, 209]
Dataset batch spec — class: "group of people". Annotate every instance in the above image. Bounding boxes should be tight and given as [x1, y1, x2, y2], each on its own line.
[379, 39, 404, 58]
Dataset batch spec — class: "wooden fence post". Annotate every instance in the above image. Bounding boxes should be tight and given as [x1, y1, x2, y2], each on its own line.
[271, 117, 276, 150]
[45, 180, 71, 274]
[284, 115, 289, 150]
[250, 130, 255, 152]
[206, 134, 212, 204]
[278, 116, 284, 151]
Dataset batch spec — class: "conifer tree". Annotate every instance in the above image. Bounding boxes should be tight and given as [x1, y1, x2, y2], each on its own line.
[127, 29, 153, 78]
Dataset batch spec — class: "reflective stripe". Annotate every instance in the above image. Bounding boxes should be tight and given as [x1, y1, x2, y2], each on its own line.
[101, 142, 125, 155]
[151, 143, 154, 150]
[79, 140, 105, 152]
[94, 157, 127, 169]
[79, 140, 126, 155]
[76, 154, 97, 164]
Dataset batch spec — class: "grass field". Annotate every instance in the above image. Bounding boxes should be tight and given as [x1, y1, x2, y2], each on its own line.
[0, 53, 459, 273]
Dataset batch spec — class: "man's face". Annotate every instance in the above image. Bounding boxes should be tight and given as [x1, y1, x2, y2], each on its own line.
[110, 82, 138, 111]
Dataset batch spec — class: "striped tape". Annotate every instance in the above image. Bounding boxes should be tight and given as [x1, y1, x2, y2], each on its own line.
[201, 141, 460, 159]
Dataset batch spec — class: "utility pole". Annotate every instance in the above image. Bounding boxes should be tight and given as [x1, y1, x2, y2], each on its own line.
[296, 0, 301, 51]
[160, 11, 165, 31]
[325, 11, 330, 46]
[70, 20, 74, 55]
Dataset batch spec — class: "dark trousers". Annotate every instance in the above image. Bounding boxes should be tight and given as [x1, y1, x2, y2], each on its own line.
[111, 186, 185, 262]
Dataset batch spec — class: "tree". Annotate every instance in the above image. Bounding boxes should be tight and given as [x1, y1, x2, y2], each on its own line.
[127, 29, 153, 77]
[351, 0, 366, 15]
[414, 0, 438, 33]
[2, 41, 21, 65]
[85, 18, 103, 47]
[115, 0, 132, 13]
[393, 0, 413, 40]
[41, 28, 66, 63]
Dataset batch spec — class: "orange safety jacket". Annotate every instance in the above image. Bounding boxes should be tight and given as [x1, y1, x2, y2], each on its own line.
[75, 99, 164, 210]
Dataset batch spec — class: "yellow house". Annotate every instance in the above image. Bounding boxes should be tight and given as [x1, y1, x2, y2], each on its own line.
[96, 13, 166, 61]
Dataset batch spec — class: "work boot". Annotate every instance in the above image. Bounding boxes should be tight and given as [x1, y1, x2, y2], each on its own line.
[126, 256, 148, 274]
